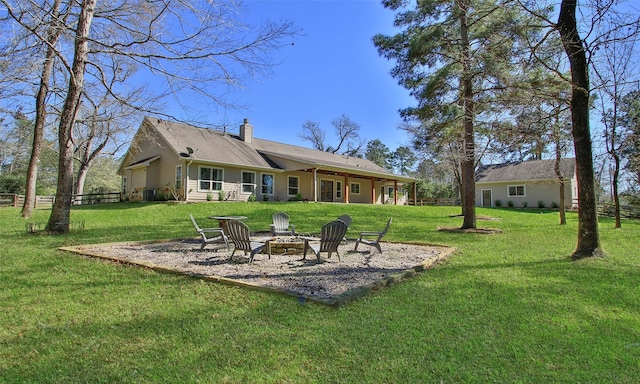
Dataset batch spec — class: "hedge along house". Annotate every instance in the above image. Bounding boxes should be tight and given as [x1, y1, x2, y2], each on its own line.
[475, 158, 578, 209]
[118, 117, 415, 204]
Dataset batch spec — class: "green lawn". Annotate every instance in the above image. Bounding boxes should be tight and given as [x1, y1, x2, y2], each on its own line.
[1, 202, 639, 383]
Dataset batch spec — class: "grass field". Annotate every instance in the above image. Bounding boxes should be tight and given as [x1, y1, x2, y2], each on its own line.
[1, 202, 639, 383]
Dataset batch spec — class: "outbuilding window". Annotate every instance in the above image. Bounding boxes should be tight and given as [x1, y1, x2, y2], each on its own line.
[508, 185, 525, 197]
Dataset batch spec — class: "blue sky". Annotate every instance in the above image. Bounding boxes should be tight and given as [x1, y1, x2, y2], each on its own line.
[211, 0, 416, 152]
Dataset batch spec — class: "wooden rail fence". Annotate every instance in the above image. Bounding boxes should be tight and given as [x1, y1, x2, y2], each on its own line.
[597, 203, 640, 219]
[409, 198, 460, 206]
[0, 192, 121, 208]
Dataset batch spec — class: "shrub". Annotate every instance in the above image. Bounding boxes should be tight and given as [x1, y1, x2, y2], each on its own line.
[289, 193, 304, 202]
[206, 192, 213, 201]
[523, 201, 528, 208]
[218, 190, 225, 201]
[552, 201, 559, 209]
[507, 200, 514, 208]
[538, 201, 545, 208]
[155, 190, 166, 201]
[248, 194, 256, 202]
[494, 200, 502, 207]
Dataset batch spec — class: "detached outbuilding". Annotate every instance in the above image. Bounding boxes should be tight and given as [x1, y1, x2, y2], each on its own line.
[475, 158, 577, 209]
[118, 117, 415, 204]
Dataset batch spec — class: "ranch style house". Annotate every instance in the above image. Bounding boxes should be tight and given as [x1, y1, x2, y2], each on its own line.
[118, 117, 415, 204]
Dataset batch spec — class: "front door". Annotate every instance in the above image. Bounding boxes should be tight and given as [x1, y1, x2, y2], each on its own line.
[482, 189, 492, 207]
[320, 180, 334, 202]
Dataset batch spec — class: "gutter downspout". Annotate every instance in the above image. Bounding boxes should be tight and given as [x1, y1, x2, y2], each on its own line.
[313, 165, 321, 202]
[185, 160, 192, 201]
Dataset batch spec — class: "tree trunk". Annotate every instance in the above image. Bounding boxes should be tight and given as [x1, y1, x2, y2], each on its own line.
[46, 0, 96, 234]
[22, 0, 65, 219]
[459, 0, 476, 229]
[75, 161, 90, 197]
[557, 0, 604, 258]
[554, 124, 567, 225]
[612, 153, 621, 228]
[554, 157, 567, 225]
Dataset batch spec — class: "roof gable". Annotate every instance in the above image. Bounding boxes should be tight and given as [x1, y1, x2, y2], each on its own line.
[476, 158, 576, 183]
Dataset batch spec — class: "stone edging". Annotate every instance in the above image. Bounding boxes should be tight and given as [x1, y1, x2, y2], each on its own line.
[59, 239, 456, 307]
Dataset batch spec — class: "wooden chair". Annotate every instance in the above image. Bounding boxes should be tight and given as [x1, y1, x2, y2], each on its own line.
[226, 219, 266, 263]
[303, 220, 348, 262]
[354, 217, 392, 253]
[190, 214, 229, 251]
[337, 214, 352, 244]
[270, 212, 296, 236]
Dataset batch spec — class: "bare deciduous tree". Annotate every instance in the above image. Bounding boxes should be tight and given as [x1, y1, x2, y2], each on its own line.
[299, 114, 363, 156]
[299, 120, 326, 151]
[1, 0, 298, 233]
[592, 12, 640, 229]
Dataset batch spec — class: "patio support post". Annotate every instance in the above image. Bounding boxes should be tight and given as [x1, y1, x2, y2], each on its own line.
[394, 180, 398, 205]
[344, 174, 350, 203]
[313, 167, 318, 202]
[371, 177, 376, 204]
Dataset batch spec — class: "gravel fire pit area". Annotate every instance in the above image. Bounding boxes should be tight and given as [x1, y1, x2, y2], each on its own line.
[61, 238, 454, 306]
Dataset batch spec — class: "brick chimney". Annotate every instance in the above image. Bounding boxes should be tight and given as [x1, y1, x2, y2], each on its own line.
[239, 118, 253, 143]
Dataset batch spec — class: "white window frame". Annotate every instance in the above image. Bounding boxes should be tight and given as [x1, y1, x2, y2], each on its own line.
[507, 185, 526, 197]
[198, 166, 223, 192]
[350, 182, 361, 195]
[122, 176, 127, 195]
[241, 171, 256, 194]
[288, 176, 299, 196]
[175, 165, 182, 191]
[386, 186, 394, 198]
[336, 181, 342, 199]
[261, 173, 275, 195]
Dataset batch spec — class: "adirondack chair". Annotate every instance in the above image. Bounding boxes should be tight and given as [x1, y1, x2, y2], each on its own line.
[270, 212, 296, 235]
[353, 217, 392, 253]
[190, 214, 229, 251]
[337, 214, 352, 244]
[226, 219, 267, 263]
[337, 214, 352, 227]
[303, 220, 348, 262]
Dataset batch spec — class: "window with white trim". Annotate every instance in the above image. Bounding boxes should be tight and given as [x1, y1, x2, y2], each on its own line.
[199, 166, 223, 191]
[508, 185, 525, 197]
[336, 181, 342, 199]
[386, 186, 394, 198]
[122, 176, 127, 195]
[350, 182, 360, 195]
[175, 165, 182, 190]
[241, 171, 256, 194]
[288, 176, 299, 196]
[261, 173, 274, 195]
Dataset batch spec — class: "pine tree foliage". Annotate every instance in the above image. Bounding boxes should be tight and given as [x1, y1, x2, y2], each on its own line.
[374, 0, 538, 228]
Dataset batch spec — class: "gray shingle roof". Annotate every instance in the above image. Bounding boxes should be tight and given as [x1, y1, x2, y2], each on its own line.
[147, 117, 413, 181]
[476, 158, 576, 183]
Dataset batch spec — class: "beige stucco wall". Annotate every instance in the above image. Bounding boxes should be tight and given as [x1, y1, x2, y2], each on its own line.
[120, 126, 411, 205]
[476, 179, 574, 208]
[178, 163, 410, 204]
